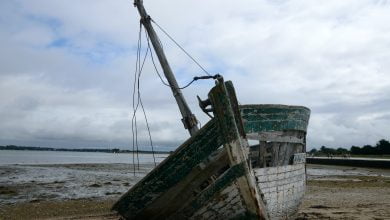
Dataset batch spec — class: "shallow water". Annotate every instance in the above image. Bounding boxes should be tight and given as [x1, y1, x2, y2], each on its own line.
[0, 163, 156, 204]
[1, 151, 389, 205]
[307, 164, 390, 179]
[0, 150, 169, 204]
[0, 150, 167, 165]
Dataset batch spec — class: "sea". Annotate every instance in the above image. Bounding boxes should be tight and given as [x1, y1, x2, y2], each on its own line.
[1, 150, 388, 205]
[0, 150, 168, 204]
[0, 150, 168, 165]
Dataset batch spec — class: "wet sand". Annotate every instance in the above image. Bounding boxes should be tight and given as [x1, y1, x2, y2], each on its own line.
[297, 167, 390, 219]
[1, 164, 389, 219]
[0, 163, 154, 205]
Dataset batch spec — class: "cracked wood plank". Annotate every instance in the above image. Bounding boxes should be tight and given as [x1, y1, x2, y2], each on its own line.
[209, 81, 269, 219]
[112, 119, 224, 219]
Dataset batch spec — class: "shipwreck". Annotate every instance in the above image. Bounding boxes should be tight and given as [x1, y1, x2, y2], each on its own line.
[113, 1, 310, 219]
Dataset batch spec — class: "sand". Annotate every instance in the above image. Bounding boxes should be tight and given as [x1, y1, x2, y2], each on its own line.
[0, 164, 389, 219]
[297, 177, 390, 219]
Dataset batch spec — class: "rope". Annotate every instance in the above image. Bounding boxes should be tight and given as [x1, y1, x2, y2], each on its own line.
[131, 24, 158, 175]
[151, 19, 212, 77]
[139, 95, 157, 167]
[137, 28, 157, 168]
[135, 28, 157, 166]
[129, 18, 220, 175]
[131, 23, 142, 175]
[145, 29, 219, 90]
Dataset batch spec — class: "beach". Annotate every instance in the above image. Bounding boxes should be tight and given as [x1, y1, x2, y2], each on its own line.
[298, 164, 390, 219]
[1, 161, 389, 219]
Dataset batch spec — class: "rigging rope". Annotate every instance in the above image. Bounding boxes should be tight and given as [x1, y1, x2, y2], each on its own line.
[131, 23, 142, 175]
[145, 29, 217, 90]
[151, 19, 212, 77]
[131, 24, 158, 175]
[135, 28, 156, 167]
[130, 17, 220, 175]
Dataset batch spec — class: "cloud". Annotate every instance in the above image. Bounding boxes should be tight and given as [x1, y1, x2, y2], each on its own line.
[1, 0, 390, 150]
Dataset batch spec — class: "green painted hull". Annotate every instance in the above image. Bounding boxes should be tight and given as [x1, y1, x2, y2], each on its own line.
[240, 104, 310, 133]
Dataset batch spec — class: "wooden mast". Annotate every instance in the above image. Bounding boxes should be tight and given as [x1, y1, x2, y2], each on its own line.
[134, 0, 199, 136]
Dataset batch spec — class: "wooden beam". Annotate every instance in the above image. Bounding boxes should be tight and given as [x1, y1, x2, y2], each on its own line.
[134, 0, 198, 135]
[139, 149, 230, 219]
[209, 81, 269, 219]
[112, 119, 223, 218]
[240, 105, 310, 133]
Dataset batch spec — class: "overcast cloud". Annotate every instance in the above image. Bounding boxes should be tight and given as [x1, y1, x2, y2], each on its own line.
[1, 0, 389, 150]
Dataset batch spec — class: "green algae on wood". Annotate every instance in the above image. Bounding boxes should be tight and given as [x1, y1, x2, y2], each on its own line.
[182, 162, 246, 217]
[112, 119, 224, 218]
[240, 105, 310, 133]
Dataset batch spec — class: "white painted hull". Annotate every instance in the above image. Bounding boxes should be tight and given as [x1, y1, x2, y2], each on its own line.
[189, 181, 249, 219]
[241, 104, 310, 219]
[254, 163, 305, 219]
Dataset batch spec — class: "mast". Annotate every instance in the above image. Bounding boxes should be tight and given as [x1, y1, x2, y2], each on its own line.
[134, 0, 199, 136]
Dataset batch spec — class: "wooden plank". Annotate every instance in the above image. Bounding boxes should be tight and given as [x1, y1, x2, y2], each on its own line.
[113, 80, 317, 219]
[271, 142, 280, 167]
[240, 105, 310, 133]
[180, 162, 246, 217]
[278, 142, 288, 166]
[140, 148, 230, 219]
[209, 81, 269, 219]
[293, 153, 306, 164]
[254, 164, 306, 220]
[225, 81, 246, 137]
[187, 178, 251, 219]
[259, 141, 267, 168]
[112, 119, 224, 219]
[246, 131, 305, 144]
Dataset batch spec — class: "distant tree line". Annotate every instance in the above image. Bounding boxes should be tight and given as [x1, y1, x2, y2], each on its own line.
[308, 139, 390, 156]
[0, 145, 170, 154]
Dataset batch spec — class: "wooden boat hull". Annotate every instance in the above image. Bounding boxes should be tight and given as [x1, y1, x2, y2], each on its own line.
[241, 104, 310, 219]
[254, 163, 305, 219]
[113, 82, 310, 220]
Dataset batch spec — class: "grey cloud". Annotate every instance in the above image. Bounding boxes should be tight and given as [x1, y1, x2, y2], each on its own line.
[1, 0, 390, 150]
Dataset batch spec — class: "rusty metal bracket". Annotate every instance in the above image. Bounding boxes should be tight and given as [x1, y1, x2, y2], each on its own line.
[197, 95, 214, 119]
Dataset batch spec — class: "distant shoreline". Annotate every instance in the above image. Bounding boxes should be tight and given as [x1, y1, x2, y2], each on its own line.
[0, 145, 171, 154]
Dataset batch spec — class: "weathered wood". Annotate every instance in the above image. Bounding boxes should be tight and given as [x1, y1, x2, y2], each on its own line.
[123, 2, 313, 219]
[277, 142, 288, 166]
[143, 148, 229, 219]
[240, 105, 310, 133]
[113, 80, 311, 219]
[225, 81, 246, 137]
[271, 142, 280, 167]
[209, 81, 268, 219]
[113, 81, 272, 219]
[134, 0, 198, 135]
[293, 153, 306, 164]
[241, 104, 310, 219]
[187, 181, 254, 220]
[112, 119, 223, 218]
[259, 141, 267, 168]
[180, 162, 246, 217]
[246, 131, 305, 144]
[254, 164, 306, 220]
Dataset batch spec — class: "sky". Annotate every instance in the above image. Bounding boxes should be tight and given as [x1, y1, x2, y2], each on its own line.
[0, 0, 389, 151]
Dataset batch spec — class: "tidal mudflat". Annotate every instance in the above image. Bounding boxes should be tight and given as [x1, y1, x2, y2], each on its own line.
[0, 163, 389, 219]
[297, 164, 390, 219]
[0, 163, 154, 205]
